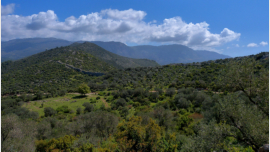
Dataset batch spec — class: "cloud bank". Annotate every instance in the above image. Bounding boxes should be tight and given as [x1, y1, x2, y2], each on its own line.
[2, 5, 241, 51]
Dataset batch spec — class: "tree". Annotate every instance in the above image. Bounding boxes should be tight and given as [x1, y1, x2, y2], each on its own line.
[76, 107, 82, 115]
[44, 107, 56, 117]
[219, 58, 269, 115]
[166, 88, 176, 97]
[35, 91, 43, 100]
[78, 84, 90, 96]
[2, 115, 37, 152]
[115, 116, 164, 151]
[82, 102, 94, 113]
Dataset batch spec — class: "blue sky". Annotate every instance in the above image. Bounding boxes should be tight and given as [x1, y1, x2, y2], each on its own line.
[1, 0, 269, 57]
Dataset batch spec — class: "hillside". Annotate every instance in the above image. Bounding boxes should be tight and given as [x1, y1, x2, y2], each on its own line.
[1, 45, 116, 94]
[69, 42, 159, 69]
[2, 52, 268, 152]
[1, 38, 72, 61]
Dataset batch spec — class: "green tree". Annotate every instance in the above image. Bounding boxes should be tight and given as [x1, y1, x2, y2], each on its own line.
[115, 116, 163, 151]
[78, 84, 90, 96]
[44, 107, 56, 117]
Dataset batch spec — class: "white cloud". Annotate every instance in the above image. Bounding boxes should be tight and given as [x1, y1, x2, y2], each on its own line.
[1, 6, 241, 51]
[235, 44, 239, 47]
[260, 41, 268, 46]
[101, 9, 146, 21]
[1, 3, 15, 15]
[247, 43, 258, 47]
[227, 47, 230, 49]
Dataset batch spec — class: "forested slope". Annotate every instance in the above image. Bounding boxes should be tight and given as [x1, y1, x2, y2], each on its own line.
[1, 52, 268, 152]
[70, 42, 159, 69]
[1, 45, 115, 94]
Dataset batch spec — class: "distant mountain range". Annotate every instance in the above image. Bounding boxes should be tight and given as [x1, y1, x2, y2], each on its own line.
[68, 42, 159, 69]
[1, 38, 72, 62]
[90, 41, 231, 65]
[1, 38, 231, 65]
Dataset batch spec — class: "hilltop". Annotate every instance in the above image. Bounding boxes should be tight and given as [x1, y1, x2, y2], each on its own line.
[69, 42, 159, 69]
[1, 44, 116, 94]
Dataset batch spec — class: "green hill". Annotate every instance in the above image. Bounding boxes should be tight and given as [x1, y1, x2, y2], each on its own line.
[69, 42, 159, 69]
[1, 45, 116, 95]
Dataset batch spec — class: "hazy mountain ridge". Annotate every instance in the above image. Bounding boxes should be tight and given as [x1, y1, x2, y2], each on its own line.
[90, 42, 231, 65]
[1, 38, 73, 61]
[69, 42, 159, 69]
[2, 38, 230, 65]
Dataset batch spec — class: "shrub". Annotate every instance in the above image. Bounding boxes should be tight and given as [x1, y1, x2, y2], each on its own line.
[175, 98, 191, 109]
[56, 105, 70, 113]
[44, 107, 56, 117]
[78, 84, 90, 96]
[83, 102, 94, 113]
[112, 98, 127, 110]
[58, 89, 67, 96]
[76, 107, 82, 115]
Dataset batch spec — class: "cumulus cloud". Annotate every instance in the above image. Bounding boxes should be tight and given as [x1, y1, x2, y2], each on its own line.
[260, 41, 268, 46]
[247, 43, 258, 47]
[1, 6, 241, 51]
[1, 3, 15, 15]
[101, 9, 146, 21]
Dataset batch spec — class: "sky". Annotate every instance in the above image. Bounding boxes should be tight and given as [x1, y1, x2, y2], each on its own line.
[1, 0, 269, 57]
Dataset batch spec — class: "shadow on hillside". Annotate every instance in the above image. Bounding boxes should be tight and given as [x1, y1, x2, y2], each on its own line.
[72, 95, 87, 99]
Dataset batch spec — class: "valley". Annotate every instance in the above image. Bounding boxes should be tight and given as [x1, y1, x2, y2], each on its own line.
[2, 42, 268, 151]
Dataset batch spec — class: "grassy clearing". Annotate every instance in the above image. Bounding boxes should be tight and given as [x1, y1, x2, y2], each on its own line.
[22, 93, 109, 116]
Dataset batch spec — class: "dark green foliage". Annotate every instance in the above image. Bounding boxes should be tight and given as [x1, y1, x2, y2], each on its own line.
[35, 91, 43, 100]
[1, 52, 268, 151]
[166, 88, 176, 97]
[78, 84, 90, 96]
[20, 93, 27, 102]
[78, 111, 119, 138]
[149, 92, 159, 102]
[153, 106, 173, 130]
[83, 102, 94, 113]
[44, 107, 56, 117]
[58, 89, 67, 96]
[155, 88, 164, 95]
[76, 107, 82, 115]
[1, 99, 39, 119]
[56, 105, 70, 113]
[119, 106, 129, 117]
[194, 92, 207, 107]
[2, 115, 37, 151]
[175, 98, 191, 109]
[111, 98, 127, 110]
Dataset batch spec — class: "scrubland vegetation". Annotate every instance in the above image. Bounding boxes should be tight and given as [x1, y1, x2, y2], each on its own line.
[1, 52, 268, 151]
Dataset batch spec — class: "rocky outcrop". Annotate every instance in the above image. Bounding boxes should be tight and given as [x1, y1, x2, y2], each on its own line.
[57, 61, 105, 76]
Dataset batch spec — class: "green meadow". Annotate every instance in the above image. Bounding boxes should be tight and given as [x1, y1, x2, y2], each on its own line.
[22, 93, 110, 116]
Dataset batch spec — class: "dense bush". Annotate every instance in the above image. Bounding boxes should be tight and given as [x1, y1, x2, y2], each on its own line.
[44, 107, 57, 117]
